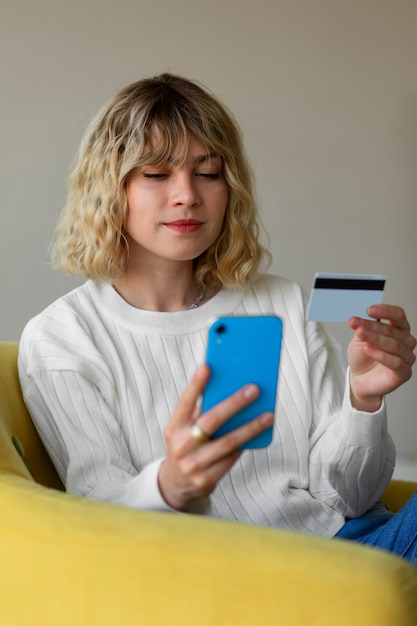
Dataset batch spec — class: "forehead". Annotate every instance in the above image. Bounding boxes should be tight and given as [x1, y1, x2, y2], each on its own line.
[141, 130, 221, 165]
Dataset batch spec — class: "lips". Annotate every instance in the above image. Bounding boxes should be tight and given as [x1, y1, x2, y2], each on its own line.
[165, 219, 204, 233]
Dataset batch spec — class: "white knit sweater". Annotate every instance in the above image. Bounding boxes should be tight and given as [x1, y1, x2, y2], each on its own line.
[18, 274, 395, 536]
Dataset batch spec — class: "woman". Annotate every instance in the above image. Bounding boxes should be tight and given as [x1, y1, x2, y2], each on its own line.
[18, 73, 416, 560]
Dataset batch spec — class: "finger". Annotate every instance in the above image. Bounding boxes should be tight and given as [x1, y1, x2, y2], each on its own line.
[349, 304, 416, 348]
[354, 328, 416, 368]
[210, 410, 275, 454]
[173, 383, 261, 456]
[362, 344, 415, 382]
[189, 411, 274, 468]
[170, 364, 210, 429]
[179, 412, 274, 490]
[196, 383, 261, 438]
[191, 402, 202, 423]
[349, 305, 411, 334]
[367, 304, 411, 331]
[190, 422, 210, 443]
[350, 317, 417, 361]
[183, 452, 242, 496]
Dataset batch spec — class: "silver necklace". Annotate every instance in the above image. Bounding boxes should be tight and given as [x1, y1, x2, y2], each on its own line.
[186, 286, 207, 310]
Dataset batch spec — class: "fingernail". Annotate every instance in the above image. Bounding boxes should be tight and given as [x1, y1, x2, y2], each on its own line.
[243, 384, 259, 398]
[195, 364, 209, 379]
[261, 412, 274, 425]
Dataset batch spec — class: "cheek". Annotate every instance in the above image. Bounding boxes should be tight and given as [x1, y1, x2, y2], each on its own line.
[211, 188, 230, 239]
[125, 182, 142, 213]
[124, 185, 149, 230]
[214, 184, 229, 216]
[211, 199, 228, 241]
[123, 199, 144, 239]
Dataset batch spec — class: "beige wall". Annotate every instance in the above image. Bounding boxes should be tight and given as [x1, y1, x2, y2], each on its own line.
[1, 0, 416, 457]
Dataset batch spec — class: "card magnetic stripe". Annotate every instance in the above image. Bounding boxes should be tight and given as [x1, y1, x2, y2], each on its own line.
[314, 278, 385, 291]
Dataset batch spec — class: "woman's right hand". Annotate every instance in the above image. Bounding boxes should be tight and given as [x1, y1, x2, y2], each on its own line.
[158, 364, 274, 512]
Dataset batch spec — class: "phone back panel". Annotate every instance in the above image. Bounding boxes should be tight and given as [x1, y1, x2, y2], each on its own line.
[202, 316, 282, 448]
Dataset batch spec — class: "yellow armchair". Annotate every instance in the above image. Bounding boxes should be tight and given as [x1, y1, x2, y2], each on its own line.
[1, 341, 416, 626]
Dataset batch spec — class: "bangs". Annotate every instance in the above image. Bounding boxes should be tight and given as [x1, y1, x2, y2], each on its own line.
[122, 83, 222, 175]
[125, 122, 219, 176]
[139, 124, 192, 168]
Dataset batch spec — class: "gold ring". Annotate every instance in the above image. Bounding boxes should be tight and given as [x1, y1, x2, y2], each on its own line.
[190, 423, 210, 443]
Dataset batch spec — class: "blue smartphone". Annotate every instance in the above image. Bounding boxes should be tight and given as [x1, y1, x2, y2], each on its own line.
[202, 316, 283, 449]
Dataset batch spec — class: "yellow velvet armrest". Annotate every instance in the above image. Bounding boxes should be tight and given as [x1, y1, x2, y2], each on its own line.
[383, 479, 417, 512]
[1, 474, 416, 626]
[0, 342, 63, 489]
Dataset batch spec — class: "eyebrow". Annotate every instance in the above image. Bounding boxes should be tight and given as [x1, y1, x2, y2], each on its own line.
[140, 150, 221, 168]
[192, 151, 221, 164]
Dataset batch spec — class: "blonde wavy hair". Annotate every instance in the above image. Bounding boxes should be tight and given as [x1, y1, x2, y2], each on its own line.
[53, 73, 269, 288]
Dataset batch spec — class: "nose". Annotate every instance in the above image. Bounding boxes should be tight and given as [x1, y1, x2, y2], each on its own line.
[170, 171, 201, 208]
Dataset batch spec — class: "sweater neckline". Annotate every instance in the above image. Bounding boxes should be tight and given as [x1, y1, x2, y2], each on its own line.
[87, 280, 244, 335]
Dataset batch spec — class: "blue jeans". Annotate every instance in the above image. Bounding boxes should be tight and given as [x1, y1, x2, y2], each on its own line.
[335, 491, 417, 565]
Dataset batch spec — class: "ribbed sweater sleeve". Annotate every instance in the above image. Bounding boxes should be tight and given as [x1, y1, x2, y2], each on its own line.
[19, 365, 173, 511]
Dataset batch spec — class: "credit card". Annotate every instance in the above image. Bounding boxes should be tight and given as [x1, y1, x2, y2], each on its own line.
[307, 273, 386, 322]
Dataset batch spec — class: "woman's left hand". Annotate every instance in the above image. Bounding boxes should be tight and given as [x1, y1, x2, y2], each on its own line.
[347, 304, 416, 412]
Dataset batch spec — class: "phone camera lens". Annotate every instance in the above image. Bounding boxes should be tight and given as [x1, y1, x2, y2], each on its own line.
[216, 324, 226, 334]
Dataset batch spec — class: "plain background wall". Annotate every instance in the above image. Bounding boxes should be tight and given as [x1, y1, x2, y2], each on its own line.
[1, 0, 416, 459]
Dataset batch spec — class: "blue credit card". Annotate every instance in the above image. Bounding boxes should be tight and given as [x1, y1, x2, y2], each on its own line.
[307, 273, 386, 322]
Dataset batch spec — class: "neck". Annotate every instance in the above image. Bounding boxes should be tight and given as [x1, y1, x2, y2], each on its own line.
[114, 263, 204, 312]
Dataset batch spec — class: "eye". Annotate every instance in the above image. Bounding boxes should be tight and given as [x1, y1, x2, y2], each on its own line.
[142, 172, 168, 180]
[196, 172, 221, 180]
